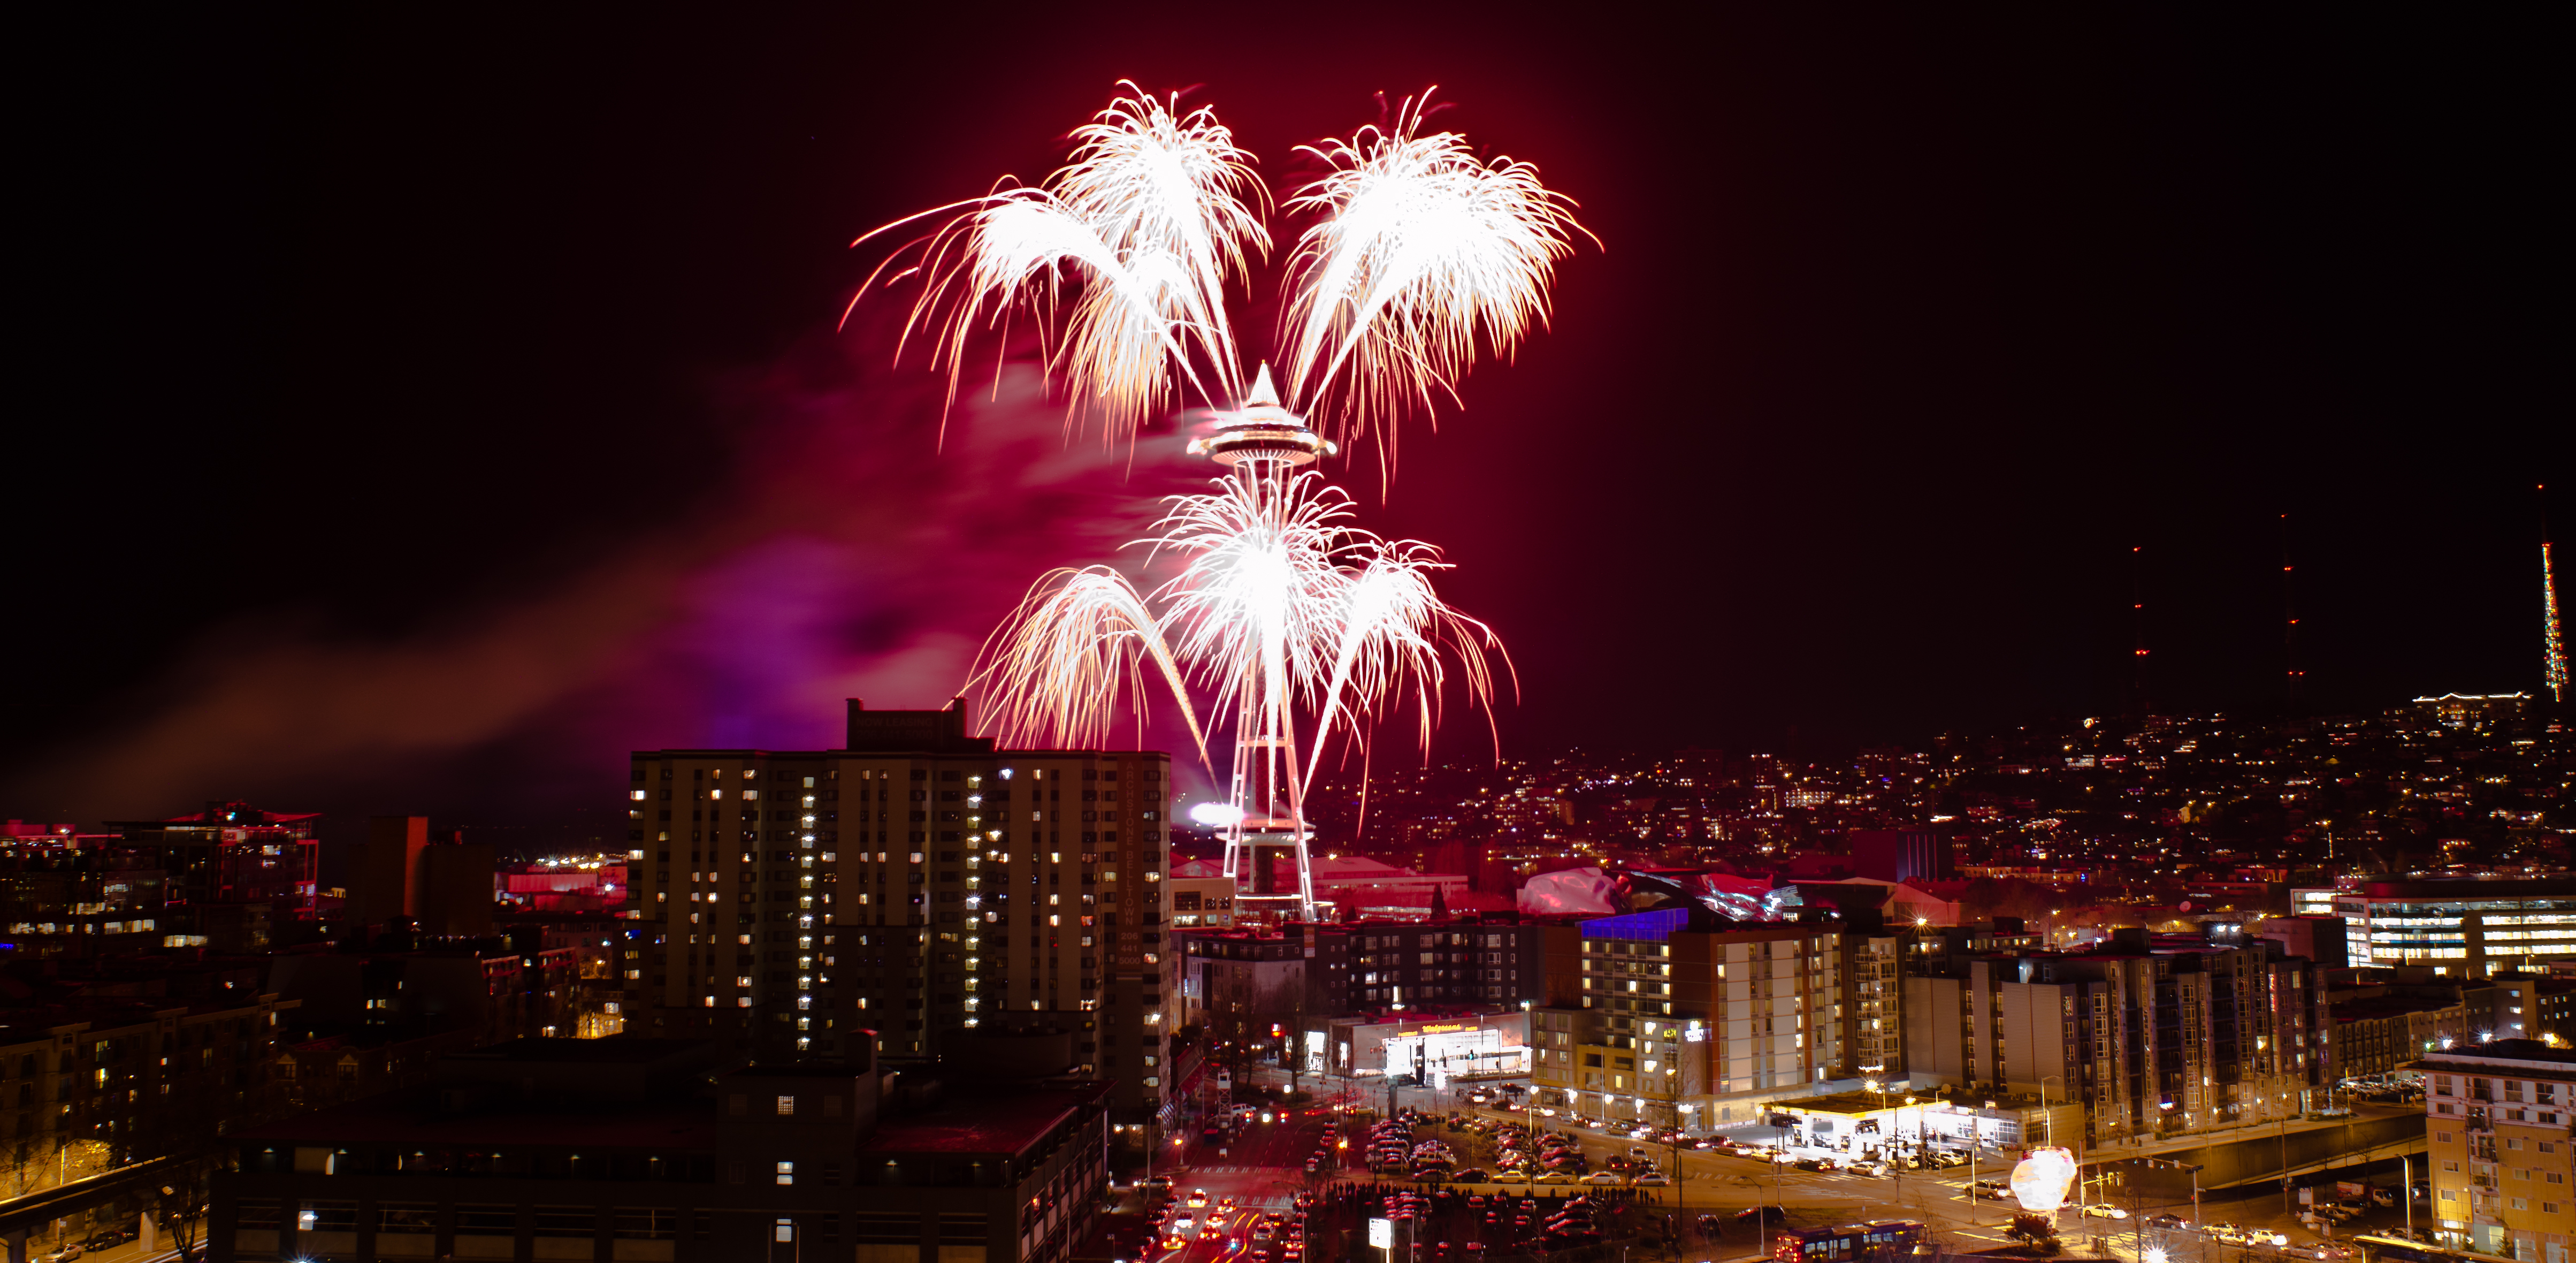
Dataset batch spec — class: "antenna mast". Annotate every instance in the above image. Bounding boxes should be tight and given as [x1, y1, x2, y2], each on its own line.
[2283, 513, 2303, 710]
[2546, 485, 2569, 705]
[2131, 544, 2151, 716]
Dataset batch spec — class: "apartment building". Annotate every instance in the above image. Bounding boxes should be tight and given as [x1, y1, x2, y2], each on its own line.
[1, 990, 298, 1174]
[2420, 1039, 2576, 1260]
[1528, 908, 1847, 1130]
[623, 701, 1177, 1131]
[1336, 922, 1547, 1010]
[1901, 932, 2332, 1149]
[213, 1032, 1112, 1263]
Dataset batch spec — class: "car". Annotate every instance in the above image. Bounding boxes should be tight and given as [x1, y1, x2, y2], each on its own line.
[1532, 1171, 1577, 1185]
[1492, 1169, 1532, 1184]
[1793, 1158, 1834, 1172]
[1141, 1175, 1174, 1191]
[2082, 1204, 2130, 1220]
[1450, 1169, 1489, 1182]
[42, 1249, 83, 1263]
[1187, 1190, 1210, 1208]
[1173, 1218, 1197, 1235]
[1632, 1174, 1672, 1186]
[1200, 1228, 1225, 1242]
[2144, 1214, 2188, 1230]
[1734, 1206, 1791, 1223]
[1161, 1236, 1188, 1252]
[1580, 1171, 1623, 1185]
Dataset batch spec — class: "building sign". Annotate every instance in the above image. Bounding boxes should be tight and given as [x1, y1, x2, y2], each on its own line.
[1369, 1220, 1393, 1251]
[1683, 1021, 1708, 1043]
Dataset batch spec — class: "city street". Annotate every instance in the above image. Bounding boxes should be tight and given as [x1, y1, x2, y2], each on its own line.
[1149, 1070, 2431, 1263]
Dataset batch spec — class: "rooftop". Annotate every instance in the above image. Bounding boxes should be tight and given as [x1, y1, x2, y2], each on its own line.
[232, 1091, 718, 1150]
[442, 1037, 716, 1067]
[857, 1079, 1110, 1155]
[2414, 1039, 2576, 1072]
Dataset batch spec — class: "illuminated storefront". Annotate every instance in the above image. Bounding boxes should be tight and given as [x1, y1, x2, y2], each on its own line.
[1317, 1011, 1531, 1086]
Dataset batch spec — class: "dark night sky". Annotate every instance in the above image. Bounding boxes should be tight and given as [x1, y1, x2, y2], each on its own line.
[11, 7, 2567, 839]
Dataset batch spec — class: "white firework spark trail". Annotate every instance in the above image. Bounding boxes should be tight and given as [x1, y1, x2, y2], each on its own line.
[857, 85, 1577, 917]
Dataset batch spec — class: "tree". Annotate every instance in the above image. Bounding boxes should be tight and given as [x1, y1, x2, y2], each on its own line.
[157, 1167, 213, 1262]
[2006, 1213, 2061, 1256]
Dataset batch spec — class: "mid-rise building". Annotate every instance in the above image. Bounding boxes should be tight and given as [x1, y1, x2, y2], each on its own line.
[1901, 932, 2332, 1148]
[2333, 875, 2576, 979]
[212, 1032, 1112, 1263]
[1528, 908, 1851, 1130]
[1, 985, 299, 1183]
[2418, 1038, 2576, 1260]
[106, 802, 322, 949]
[622, 700, 1178, 1133]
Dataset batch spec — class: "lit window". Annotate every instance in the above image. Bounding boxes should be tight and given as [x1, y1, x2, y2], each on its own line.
[776, 1095, 796, 1116]
[776, 1160, 795, 1185]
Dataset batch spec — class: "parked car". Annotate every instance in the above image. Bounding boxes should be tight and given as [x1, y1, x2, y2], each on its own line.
[1632, 1174, 1672, 1186]
[2082, 1204, 2130, 1220]
[1734, 1206, 1791, 1223]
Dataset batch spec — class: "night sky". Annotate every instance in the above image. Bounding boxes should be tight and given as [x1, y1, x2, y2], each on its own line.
[12, 8, 2565, 840]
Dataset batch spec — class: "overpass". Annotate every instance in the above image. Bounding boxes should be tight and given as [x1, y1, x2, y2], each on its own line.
[0, 1156, 187, 1263]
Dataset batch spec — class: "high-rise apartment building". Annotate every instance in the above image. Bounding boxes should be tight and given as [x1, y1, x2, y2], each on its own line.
[1902, 933, 2332, 1148]
[621, 701, 1178, 1131]
[1528, 909, 1848, 1130]
[2420, 1039, 2576, 1260]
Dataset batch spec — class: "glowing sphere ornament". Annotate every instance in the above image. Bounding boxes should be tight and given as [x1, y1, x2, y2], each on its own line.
[2011, 1146, 2080, 1212]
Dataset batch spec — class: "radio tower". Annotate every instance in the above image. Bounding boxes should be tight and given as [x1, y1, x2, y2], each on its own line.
[2131, 544, 2152, 714]
[2283, 513, 2304, 708]
[2545, 484, 2569, 705]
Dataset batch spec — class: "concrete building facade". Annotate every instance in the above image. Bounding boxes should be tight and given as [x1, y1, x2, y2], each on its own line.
[622, 701, 1177, 1132]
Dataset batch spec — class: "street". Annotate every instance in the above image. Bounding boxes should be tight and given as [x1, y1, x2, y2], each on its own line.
[1102, 1071, 2435, 1263]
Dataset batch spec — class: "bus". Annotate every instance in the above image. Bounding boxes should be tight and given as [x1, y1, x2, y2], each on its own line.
[1771, 1221, 1931, 1263]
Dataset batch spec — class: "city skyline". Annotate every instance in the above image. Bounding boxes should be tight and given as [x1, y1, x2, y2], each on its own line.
[6, 10, 2563, 834]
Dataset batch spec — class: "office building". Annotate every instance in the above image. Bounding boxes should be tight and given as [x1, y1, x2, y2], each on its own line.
[1166, 872, 1237, 929]
[102, 802, 322, 949]
[212, 1032, 1112, 1263]
[2419, 1038, 2576, 1260]
[622, 700, 1177, 1131]
[2332, 876, 2576, 978]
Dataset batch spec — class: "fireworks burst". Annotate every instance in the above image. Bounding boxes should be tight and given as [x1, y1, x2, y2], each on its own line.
[855, 85, 1578, 917]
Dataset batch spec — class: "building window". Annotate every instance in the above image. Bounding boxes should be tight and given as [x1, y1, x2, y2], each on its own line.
[777, 1095, 796, 1116]
[777, 1161, 796, 1185]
